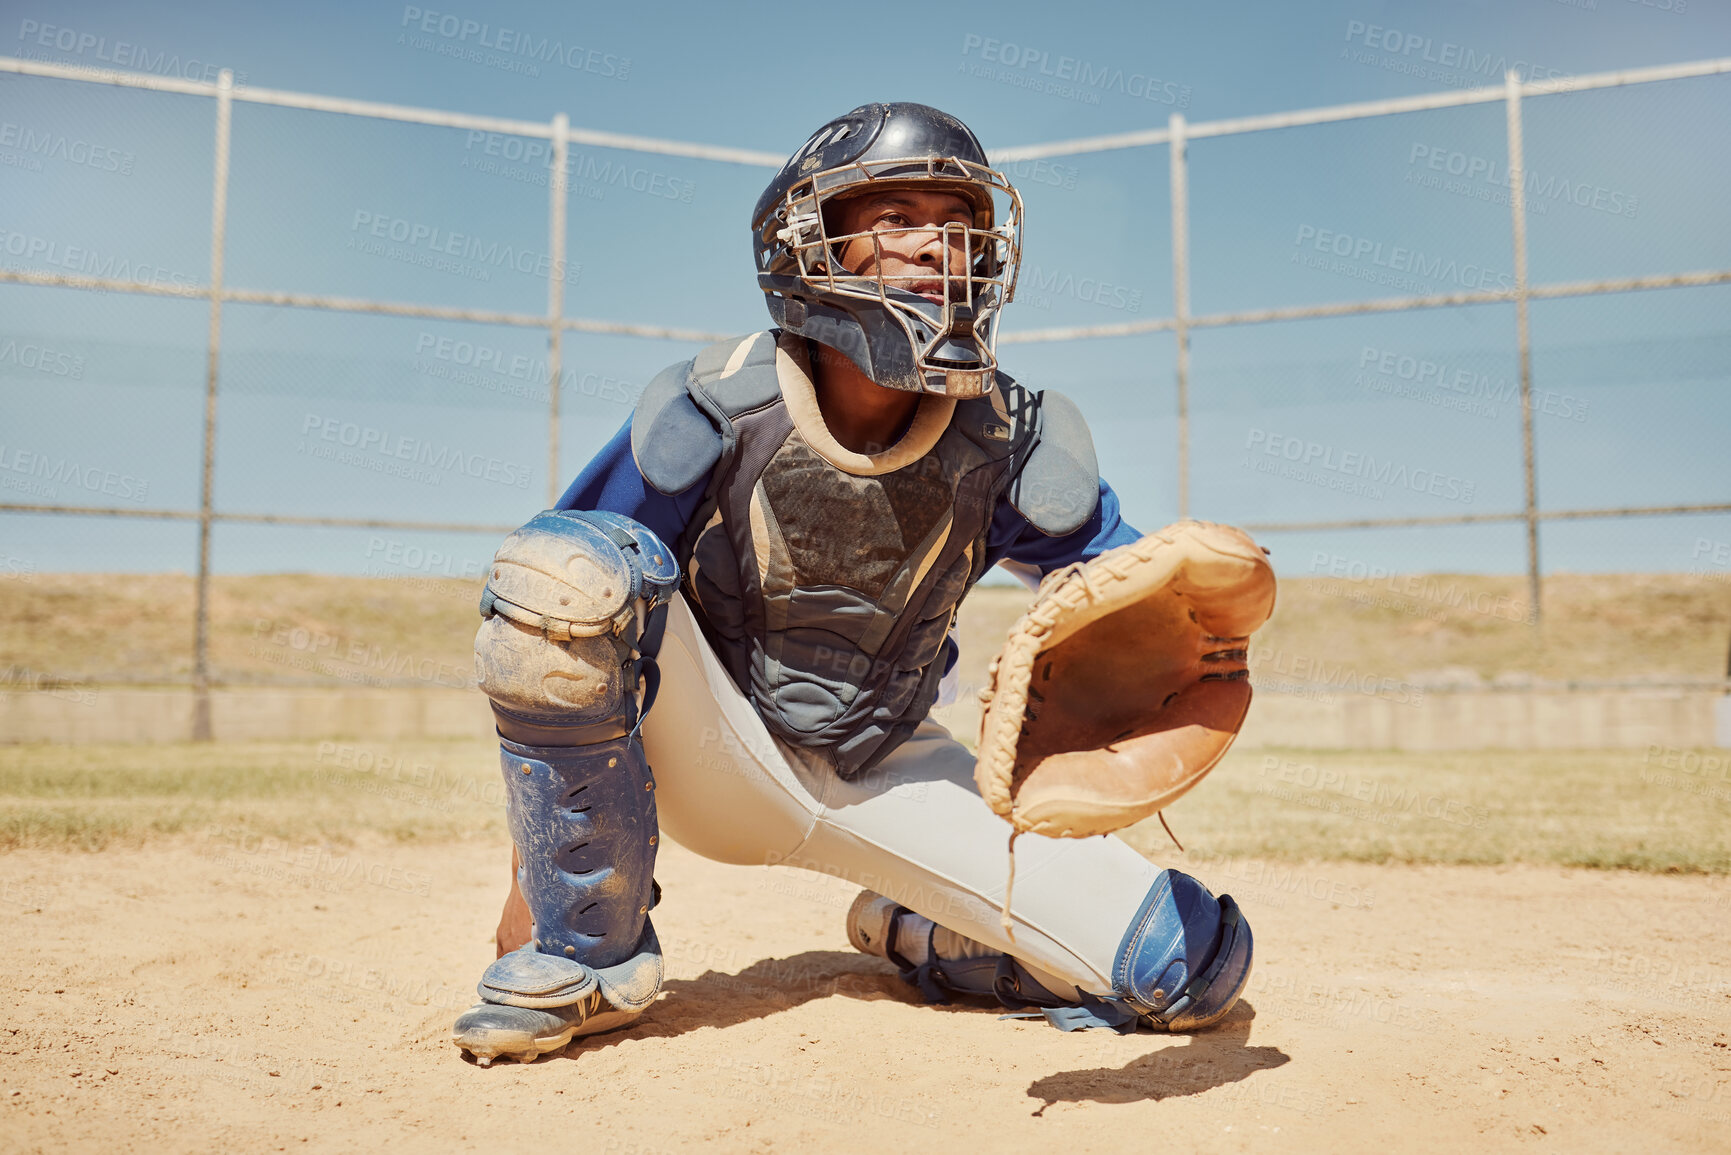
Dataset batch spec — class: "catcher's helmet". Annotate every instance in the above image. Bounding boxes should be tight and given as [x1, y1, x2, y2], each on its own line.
[752, 103, 1023, 399]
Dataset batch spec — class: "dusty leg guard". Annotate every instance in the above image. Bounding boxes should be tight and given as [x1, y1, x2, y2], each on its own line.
[451, 509, 678, 1065]
[848, 866, 1252, 1032]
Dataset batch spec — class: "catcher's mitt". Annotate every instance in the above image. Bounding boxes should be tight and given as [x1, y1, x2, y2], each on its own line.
[976, 520, 1277, 841]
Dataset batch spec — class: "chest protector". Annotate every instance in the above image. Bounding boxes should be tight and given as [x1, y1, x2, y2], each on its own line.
[632, 331, 1098, 777]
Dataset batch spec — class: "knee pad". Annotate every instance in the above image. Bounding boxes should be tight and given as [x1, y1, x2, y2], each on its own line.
[1112, 868, 1253, 1032]
[474, 509, 679, 740]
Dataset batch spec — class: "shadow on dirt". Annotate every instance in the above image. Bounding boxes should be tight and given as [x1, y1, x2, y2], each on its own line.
[1024, 1002, 1287, 1113]
[545, 949, 915, 1059]
[542, 950, 1286, 1106]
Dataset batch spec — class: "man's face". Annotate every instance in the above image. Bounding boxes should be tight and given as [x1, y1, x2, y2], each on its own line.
[826, 188, 977, 305]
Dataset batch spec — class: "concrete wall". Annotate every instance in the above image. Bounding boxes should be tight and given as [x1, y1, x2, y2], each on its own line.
[0, 687, 492, 745]
[1237, 688, 1727, 751]
[1, 686, 1725, 749]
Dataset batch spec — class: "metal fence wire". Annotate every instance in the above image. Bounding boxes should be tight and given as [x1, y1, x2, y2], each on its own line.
[2, 53, 1728, 735]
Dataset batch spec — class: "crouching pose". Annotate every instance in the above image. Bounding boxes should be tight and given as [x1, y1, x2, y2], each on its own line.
[453, 103, 1270, 1065]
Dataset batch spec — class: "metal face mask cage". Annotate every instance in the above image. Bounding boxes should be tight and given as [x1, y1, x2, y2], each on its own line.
[756, 154, 1024, 398]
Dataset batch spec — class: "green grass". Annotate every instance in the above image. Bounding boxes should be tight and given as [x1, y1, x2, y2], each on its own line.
[1122, 745, 1731, 874]
[0, 738, 505, 851]
[2, 740, 1726, 873]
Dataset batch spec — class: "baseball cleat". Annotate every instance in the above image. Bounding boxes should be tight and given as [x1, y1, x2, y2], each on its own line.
[452, 996, 595, 1064]
[453, 991, 648, 1065]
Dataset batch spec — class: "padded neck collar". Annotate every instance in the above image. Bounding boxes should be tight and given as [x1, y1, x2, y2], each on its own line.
[775, 332, 956, 476]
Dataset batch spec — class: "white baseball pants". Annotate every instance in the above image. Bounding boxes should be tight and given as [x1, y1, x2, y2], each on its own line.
[638, 593, 1164, 997]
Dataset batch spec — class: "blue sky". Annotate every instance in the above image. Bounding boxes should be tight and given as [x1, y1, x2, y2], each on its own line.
[1, 0, 1728, 581]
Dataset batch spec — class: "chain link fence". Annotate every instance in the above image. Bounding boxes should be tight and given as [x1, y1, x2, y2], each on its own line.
[2, 53, 1728, 733]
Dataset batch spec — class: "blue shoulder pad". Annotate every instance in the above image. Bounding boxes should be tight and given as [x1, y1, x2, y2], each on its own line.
[631, 358, 719, 496]
[1011, 388, 1099, 536]
[695, 330, 782, 415]
[631, 333, 785, 495]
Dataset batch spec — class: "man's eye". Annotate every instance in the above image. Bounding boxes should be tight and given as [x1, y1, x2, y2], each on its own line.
[878, 214, 908, 227]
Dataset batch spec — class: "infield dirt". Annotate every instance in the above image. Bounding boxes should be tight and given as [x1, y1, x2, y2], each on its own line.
[4, 835, 1728, 1153]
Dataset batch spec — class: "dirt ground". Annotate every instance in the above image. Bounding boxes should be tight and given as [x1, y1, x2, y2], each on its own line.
[4, 835, 1729, 1153]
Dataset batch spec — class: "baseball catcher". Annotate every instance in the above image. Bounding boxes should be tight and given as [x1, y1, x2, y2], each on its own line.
[451, 103, 1275, 1064]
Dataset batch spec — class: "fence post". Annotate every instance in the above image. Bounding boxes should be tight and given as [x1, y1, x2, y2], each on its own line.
[1169, 112, 1191, 520]
[192, 68, 234, 741]
[546, 113, 570, 508]
[1504, 69, 1542, 625]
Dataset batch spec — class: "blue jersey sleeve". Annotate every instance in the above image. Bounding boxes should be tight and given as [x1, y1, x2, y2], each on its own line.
[554, 416, 707, 548]
[984, 477, 1141, 578]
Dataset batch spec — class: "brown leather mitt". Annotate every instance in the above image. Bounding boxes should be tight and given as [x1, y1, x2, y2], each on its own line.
[975, 520, 1277, 840]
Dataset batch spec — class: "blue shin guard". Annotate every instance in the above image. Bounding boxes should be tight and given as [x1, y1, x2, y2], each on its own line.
[452, 737, 665, 1064]
[452, 510, 678, 1065]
